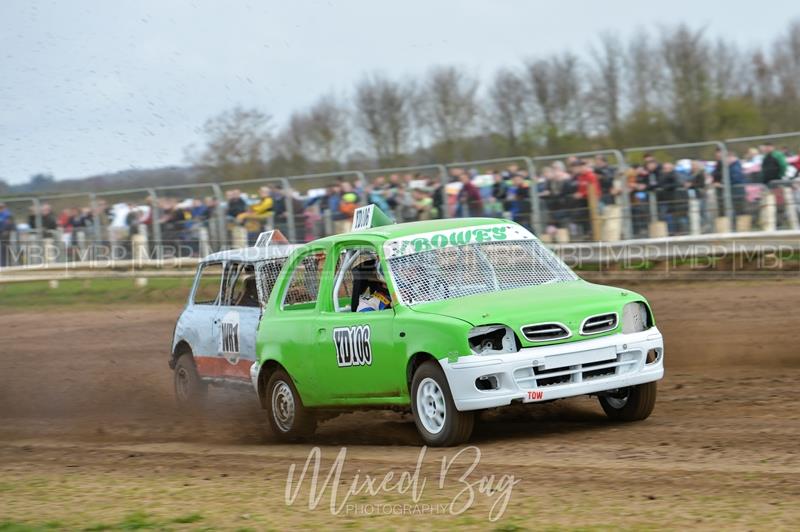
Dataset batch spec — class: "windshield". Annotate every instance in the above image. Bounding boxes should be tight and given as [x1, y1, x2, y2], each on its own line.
[386, 237, 577, 305]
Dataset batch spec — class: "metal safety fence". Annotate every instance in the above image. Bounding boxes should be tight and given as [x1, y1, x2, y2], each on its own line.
[1, 131, 799, 268]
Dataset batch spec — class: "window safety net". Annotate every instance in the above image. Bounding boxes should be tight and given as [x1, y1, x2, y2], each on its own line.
[387, 240, 577, 305]
[255, 258, 288, 308]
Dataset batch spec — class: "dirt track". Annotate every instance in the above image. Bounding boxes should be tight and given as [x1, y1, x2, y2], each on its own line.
[1, 278, 799, 530]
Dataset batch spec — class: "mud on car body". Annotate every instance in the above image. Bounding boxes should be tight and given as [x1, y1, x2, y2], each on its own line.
[252, 206, 665, 446]
[169, 231, 299, 406]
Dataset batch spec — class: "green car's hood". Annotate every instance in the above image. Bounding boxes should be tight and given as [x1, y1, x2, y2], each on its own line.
[407, 280, 642, 346]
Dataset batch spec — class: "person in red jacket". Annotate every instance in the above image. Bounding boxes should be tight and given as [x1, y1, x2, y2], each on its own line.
[571, 160, 601, 201]
[570, 160, 600, 235]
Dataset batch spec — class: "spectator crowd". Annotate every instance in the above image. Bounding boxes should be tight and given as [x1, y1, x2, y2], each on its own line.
[1, 143, 799, 266]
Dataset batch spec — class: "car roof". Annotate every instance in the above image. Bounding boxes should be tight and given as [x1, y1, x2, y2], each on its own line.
[311, 217, 510, 245]
[201, 243, 300, 264]
[202, 218, 513, 262]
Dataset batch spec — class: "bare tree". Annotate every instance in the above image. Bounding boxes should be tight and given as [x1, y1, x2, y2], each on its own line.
[272, 111, 311, 169]
[417, 66, 479, 159]
[524, 52, 585, 146]
[353, 74, 413, 164]
[659, 24, 714, 141]
[745, 49, 775, 105]
[588, 33, 624, 138]
[273, 93, 350, 172]
[305, 93, 350, 162]
[185, 19, 800, 176]
[625, 31, 659, 114]
[525, 58, 554, 131]
[710, 39, 745, 99]
[485, 68, 529, 153]
[770, 19, 800, 129]
[191, 106, 272, 181]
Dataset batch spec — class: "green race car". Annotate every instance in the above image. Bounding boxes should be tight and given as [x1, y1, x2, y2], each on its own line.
[198, 206, 664, 446]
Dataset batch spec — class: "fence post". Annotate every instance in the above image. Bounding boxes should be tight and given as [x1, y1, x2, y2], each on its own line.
[323, 208, 333, 237]
[231, 226, 248, 248]
[648, 192, 659, 223]
[8, 230, 19, 267]
[353, 170, 367, 185]
[198, 227, 211, 257]
[608, 149, 633, 240]
[148, 188, 163, 262]
[75, 230, 87, 257]
[31, 197, 43, 240]
[587, 185, 602, 241]
[435, 164, 448, 220]
[782, 186, 800, 230]
[689, 198, 702, 235]
[280, 177, 297, 243]
[521, 157, 542, 234]
[716, 141, 734, 230]
[760, 191, 776, 231]
[210, 183, 227, 250]
[88, 193, 102, 243]
[132, 233, 148, 264]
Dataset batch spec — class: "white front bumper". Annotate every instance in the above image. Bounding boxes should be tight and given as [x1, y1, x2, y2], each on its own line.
[441, 327, 664, 411]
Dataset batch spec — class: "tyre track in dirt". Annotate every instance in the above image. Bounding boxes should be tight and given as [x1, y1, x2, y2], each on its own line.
[1, 278, 799, 529]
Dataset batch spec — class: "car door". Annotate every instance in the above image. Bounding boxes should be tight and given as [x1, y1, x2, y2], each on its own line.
[214, 261, 261, 381]
[261, 248, 328, 403]
[184, 261, 224, 377]
[313, 243, 404, 401]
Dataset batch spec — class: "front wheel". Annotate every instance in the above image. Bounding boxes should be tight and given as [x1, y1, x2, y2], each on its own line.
[266, 369, 317, 441]
[598, 381, 657, 421]
[411, 361, 474, 447]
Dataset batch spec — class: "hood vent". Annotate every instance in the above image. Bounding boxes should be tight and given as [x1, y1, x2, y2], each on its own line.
[521, 322, 570, 342]
[581, 313, 618, 335]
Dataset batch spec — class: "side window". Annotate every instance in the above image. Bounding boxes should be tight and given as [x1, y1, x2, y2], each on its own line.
[333, 249, 357, 308]
[223, 263, 259, 307]
[333, 246, 392, 313]
[193, 262, 223, 305]
[282, 252, 326, 310]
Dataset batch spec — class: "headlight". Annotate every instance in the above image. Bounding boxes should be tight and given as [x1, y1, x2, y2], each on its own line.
[621, 302, 650, 333]
[468, 325, 518, 356]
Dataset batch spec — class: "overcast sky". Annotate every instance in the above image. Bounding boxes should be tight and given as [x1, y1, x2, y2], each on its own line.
[0, 0, 796, 184]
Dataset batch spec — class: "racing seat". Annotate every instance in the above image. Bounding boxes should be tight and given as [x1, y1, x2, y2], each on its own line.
[236, 275, 260, 307]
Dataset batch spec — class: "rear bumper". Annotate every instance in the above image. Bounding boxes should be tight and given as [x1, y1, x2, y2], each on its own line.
[440, 327, 664, 411]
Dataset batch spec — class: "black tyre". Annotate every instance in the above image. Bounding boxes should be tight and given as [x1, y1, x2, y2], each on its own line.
[599, 381, 657, 421]
[173, 353, 207, 409]
[266, 369, 317, 441]
[411, 361, 474, 447]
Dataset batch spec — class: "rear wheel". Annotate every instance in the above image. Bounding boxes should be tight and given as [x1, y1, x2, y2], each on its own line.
[411, 361, 474, 446]
[599, 381, 657, 421]
[174, 353, 207, 409]
[266, 369, 317, 441]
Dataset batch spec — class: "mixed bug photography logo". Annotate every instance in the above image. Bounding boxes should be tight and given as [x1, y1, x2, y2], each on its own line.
[333, 325, 372, 367]
[285, 446, 519, 521]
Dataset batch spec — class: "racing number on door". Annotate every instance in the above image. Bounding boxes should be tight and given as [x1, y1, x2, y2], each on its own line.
[219, 310, 240, 364]
[333, 325, 372, 367]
